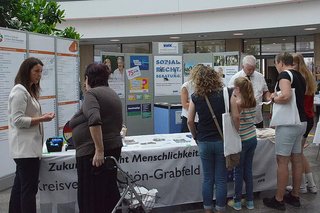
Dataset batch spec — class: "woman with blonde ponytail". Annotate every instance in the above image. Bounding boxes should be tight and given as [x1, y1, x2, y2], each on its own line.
[228, 77, 257, 210]
[293, 53, 318, 194]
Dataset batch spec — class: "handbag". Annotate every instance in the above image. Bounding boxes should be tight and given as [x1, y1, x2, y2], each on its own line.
[270, 70, 302, 126]
[205, 88, 241, 170]
[222, 87, 242, 157]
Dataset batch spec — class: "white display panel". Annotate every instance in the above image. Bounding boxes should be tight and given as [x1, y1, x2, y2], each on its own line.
[154, 55, 182, 96]
[39, 98, 57, 140]
[0, 29, 27, 128]
[29, 34, 57, 139]
[0, 29, 26, 181]
[57, 55, 79, 101]
[56, 38, 80, 133]
[58, 102, 79, 135]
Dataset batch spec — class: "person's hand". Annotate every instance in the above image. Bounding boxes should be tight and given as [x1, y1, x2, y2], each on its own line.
[92, 150, 104, 167]
[270, 92, 278, 101]
[41, 112, 55, 122]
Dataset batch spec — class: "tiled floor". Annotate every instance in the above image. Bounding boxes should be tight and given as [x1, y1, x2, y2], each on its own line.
[1, 130, 320, 212]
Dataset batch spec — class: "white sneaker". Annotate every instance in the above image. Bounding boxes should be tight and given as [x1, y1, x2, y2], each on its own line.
[308, 185, 318, 194]
[286, 185, 293, 191]
[300, 186, 308, 194]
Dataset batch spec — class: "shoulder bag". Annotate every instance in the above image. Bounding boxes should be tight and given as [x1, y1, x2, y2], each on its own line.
[205, 87, 242, 170]
[270, 70, 302, 126]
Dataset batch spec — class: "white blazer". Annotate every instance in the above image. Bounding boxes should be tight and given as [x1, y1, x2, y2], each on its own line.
[8, 84, 43, 158]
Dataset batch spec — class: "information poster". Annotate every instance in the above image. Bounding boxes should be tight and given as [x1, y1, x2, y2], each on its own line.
[142, 103, 152, 118]
[127, 104, 141, 116]
[154, 56, 182, 96]
[29, 34, 57, 139]
[0, 29, 26, 178]
[39, 98, 57, 139]
[56, 38, 80, 132]
[130, 55, 149, 70]
[213, 52, 239, 85]
[183, 62, 212, 82]
[129, 77, 149, 93]
[102, 53, 125, 98]
[0, 29, 27, 129]
[158, 42, 179, 54]
[58, 101, 79, 135]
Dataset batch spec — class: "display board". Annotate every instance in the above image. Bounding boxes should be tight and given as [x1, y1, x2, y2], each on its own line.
[213, 52, 240, 85]
[101, 52, 126, 98]
[0, 28, 27, 183]
[0, 27, 80, 190]
[125, 54, 154, 135]
[29, 33, 57, 141]
[154, 55, 182, 96]
[183, 53, 213, 82]
[153, 42, 182, 104]
[101, 52, 126, 124]
[56, 38, 80, 135]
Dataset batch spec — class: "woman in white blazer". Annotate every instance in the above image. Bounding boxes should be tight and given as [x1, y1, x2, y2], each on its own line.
[8, 57, 55, 213]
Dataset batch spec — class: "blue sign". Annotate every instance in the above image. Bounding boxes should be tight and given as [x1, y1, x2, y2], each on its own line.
[130, 55, 149, 70]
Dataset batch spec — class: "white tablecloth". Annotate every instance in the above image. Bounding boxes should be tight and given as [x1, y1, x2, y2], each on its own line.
[38, 132, 277, 213]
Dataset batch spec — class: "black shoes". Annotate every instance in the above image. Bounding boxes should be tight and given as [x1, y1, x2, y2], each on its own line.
[263, 193, 301, 211]
[284, 192, 301, 207]
[263, 196, 286, 211]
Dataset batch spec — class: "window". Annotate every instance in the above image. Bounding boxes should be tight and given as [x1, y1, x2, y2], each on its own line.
[94, 44, 121, 56]
[261, 37, 294, 55]
[94, 44, 121, 63]
[122, 43, 150, 53]
[296, 35, 314, 53]
[244, 39, 260, 55]
[196, 40, 225, 53]
[182, 41, 195, 53]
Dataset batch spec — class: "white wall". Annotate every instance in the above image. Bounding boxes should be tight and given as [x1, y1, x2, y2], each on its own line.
[58, 0, 320, 39]
[60, 0, 307, 20]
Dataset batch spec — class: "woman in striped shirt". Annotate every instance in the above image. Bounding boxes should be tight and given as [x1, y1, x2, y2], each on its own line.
[228, 76, 257, 211]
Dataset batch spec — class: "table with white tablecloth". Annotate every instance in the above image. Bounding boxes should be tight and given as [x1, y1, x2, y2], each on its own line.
[38, 131, 277, 213]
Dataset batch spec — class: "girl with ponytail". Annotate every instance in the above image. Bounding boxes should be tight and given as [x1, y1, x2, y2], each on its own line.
[228, 77, 257, 210]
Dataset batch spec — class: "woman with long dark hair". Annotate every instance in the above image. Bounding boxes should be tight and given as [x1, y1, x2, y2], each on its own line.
[8, 57, 55, 213]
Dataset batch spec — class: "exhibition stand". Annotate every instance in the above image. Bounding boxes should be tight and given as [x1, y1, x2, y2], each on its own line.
[0, 27, 79, 190]
[39, 130, 277, 213]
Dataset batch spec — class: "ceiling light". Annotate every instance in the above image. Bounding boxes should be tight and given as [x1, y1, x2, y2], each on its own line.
[304, 27, 317, 31]
[110, 39, 120, 42]
[233, 33, 244, 36]
[169, 36, 180, 39]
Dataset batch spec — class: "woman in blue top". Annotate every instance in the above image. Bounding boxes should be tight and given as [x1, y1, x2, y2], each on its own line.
[188, 64, 237, 213]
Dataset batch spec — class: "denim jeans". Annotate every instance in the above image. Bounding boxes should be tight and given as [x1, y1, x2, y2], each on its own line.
[234, 137, 257, 202]
[198, 140, 227, 212]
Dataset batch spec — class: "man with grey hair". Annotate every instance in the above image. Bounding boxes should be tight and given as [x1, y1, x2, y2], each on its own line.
[228, 55, 271, 128]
